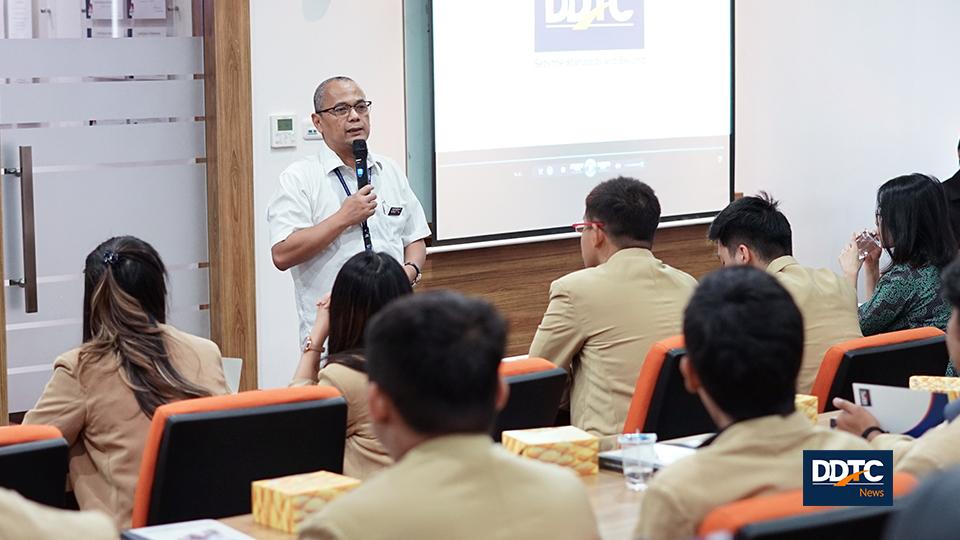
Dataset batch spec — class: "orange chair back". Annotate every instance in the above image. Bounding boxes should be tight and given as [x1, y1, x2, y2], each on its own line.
[493, 357, 566, 441]
[810, 327, 946, 413]
[697, 472, 918, 536]
[0, 424, 62, 446]
[131, 385, 343, 527]
[624, 336, 685, 433]
[0, 424, 68, 508]
[499, 357, 557, 378]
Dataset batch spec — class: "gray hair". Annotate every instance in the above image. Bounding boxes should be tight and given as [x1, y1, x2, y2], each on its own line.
[313, 76, 356, 112]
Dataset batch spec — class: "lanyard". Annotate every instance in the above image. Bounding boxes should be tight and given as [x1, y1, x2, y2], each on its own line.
[332, 168, 374, 252]
[333, 168, 353, 197]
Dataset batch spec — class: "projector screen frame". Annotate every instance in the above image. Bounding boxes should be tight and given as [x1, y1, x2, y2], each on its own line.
[423, 0, 736, 248]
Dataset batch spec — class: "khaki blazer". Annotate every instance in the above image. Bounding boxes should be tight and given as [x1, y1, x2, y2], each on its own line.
[0, 487, 115, 540]
[767, 256, 863, 393]
[316, 363, 391, 479]
[299, 434, 600, 540]
[23, 324, 228, 529]
[635, 412, 871, 540]
[873, 419, 960, 477]
[529, 248, 697, 436]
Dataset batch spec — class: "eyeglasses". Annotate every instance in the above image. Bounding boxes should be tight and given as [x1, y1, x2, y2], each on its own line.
[317, 100, 373, 118]
[572, 221, 604, 233]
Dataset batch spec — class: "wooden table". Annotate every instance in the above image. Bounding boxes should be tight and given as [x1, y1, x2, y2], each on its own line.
[220, 412, 843, 539]
[221, 470, 642, 540]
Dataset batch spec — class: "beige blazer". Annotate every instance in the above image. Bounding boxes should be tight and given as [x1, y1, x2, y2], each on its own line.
[767, 256, 863, 393]
[299, 434, 600, 540]
[316, 363, 391, 479]
[23, 324, 228, 529]
[529, 248, 697, 436]
[872, 419, 960, 477]
[635, 411, 872, 540]
[0, 487, 115, 540]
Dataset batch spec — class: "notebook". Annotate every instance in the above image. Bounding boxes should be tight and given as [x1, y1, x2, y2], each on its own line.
[122, 519, 254, 540]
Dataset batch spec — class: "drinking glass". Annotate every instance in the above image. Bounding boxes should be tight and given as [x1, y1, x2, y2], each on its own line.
[618, 433, 657, 491]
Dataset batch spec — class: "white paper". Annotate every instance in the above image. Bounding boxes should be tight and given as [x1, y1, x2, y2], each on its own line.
[853, 383, 946, 436]
[124, 519, 255, 540]
[130, 0, 165, 20]
[6, 0, 34, 39]
[89, 0, 123, 21]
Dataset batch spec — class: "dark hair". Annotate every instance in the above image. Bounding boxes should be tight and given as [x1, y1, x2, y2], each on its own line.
[584, 177, 660, 244]
[942, 257, 960, 310]
[707, 192, 792, 261]
[876, 173, 957, 270]
[313, 76, 355, 112]
[365, 290, 507, 435]
[81, 236, 211, 418]
[326, 251, 413, 370]
[683, 266, 804, 422]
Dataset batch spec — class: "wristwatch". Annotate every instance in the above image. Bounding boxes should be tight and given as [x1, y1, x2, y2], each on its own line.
[404, 261, 422, 287]
[303, 336, 325, 354]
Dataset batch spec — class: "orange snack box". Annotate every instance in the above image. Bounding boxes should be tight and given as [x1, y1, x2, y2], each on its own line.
[252, 470, 361, 533]
[910, 376, 960, 401]
[795, 394, 819, 425]
[501, 426, 599, 476]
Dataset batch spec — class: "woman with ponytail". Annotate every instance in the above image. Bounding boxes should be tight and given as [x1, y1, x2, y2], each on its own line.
[24, 236, 227, 528]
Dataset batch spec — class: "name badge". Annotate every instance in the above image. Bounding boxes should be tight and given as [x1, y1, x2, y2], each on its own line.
[388, 207, 403, 216]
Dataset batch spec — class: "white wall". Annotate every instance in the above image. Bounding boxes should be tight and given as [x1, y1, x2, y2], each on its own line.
[735, 0, 960, 277]
[249, 0, 406, 388]
[249, 0, 960, 387]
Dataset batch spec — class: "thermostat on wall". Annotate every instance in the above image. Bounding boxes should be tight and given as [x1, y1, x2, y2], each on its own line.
[303, 116, 322, 141]
[270, 114, 297, 148]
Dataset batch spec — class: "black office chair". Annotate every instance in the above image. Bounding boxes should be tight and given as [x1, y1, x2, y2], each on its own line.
[811, 327, 949, 412]
[492, 358, 566, 442]
[131, 386, 347, 527]
[735, 506, 898, 540]
[624, 336, 716, 440]
[0, 425, 68, 508]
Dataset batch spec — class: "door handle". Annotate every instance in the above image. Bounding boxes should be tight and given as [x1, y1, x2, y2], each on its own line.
[2, 146, 38, 314]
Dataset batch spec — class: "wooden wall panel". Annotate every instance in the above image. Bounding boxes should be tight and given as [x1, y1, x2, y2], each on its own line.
[204, 0, 258, 390]
[422, 225, 718, 356]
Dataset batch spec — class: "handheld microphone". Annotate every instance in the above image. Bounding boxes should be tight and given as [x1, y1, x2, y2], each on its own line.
[353, 139, 369, 189]
[351, 139, 373, 252]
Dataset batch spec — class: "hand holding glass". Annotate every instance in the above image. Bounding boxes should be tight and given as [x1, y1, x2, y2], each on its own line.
[855, 230, 881, 261]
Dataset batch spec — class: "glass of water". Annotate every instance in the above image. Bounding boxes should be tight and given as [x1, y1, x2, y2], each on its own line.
[618, 432, 657, 491]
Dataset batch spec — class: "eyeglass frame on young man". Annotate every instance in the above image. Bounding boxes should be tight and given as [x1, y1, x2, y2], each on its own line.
[317, 100, 373, 118]
[572, 221, 604, 233]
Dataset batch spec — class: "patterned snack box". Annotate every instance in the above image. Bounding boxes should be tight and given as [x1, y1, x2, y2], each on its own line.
[501, 425, 599, 476]
[795, 394, 819, 425]
[252, 470, 361, 533]
[910, 376, 960, 401]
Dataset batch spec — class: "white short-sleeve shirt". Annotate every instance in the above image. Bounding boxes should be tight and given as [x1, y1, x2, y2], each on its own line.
[267, 142, 431, 342]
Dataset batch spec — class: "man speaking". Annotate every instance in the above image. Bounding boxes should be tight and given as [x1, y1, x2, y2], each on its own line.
[267, 76, 431, 344]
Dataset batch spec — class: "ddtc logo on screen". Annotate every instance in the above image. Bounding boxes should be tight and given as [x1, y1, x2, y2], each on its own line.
[535, 0, 645, 52]
[802, 450, 893, 506]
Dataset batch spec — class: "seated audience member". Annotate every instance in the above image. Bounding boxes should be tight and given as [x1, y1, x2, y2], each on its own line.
[529, 177, 697, 436]
[300, 291, 600, 540]
[635, 267, 870, 540]
[882, 465, 960, 540]
[24, 236, 228, 528]
[834, 257, 960, 477]
[0, 487, 115, 539]
[291, 251, 412, 479]
[709, 193, 862, 393]
[940, 137, 960, 239]
[839, 174, 957, 346]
